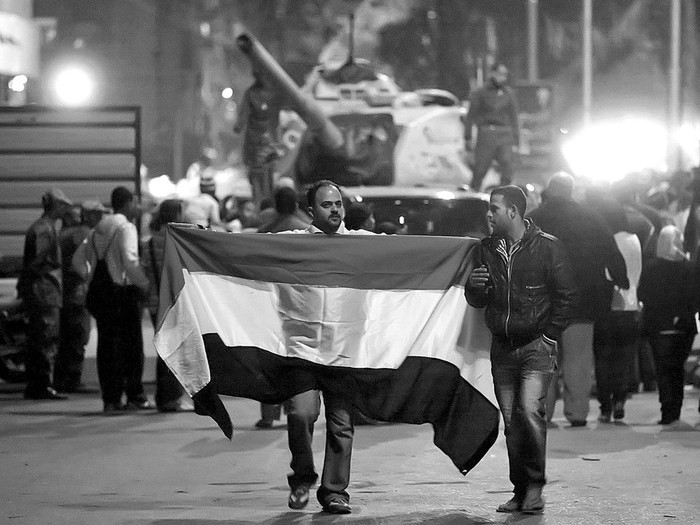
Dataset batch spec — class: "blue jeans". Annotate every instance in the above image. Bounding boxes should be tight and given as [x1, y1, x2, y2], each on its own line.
[491, 335, 556, 494]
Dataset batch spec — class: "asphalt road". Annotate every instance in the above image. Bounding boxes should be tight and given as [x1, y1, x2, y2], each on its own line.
[1, 382, 699, 525]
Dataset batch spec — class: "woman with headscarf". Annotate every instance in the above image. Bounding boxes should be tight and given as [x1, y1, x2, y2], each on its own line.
[638, 225, 700, 425]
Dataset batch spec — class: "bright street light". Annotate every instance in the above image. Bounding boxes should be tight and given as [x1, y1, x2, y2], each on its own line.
[561, 117, 668, 183]
[8, 75, 28, 92]
[53, 65, 95, 106]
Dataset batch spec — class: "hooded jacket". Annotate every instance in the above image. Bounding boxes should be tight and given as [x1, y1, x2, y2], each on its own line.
[465, 220, 578, 347]
[529, 196, 628, 321]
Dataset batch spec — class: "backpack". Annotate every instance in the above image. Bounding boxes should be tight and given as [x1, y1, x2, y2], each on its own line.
[85, 231, 119, 321]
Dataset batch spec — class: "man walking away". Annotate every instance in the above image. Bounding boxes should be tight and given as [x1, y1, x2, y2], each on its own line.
[466, 185, 577, 514]
[529, 172, 629, 427]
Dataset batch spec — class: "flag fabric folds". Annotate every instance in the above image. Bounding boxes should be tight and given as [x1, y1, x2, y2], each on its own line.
[154, 225, 499, 475]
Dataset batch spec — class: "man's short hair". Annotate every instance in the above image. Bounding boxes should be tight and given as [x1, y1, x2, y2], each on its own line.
[274, 186, 298, 215]
[546, 171, 574, 200]
[111, 186, 134, 212]
[306, 180, 341, 209]
[344, 202, 372, 230]
[491, 185, 527, 218]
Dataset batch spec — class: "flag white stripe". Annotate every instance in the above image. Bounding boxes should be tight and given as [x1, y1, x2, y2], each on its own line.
[156, 271, 496, 403]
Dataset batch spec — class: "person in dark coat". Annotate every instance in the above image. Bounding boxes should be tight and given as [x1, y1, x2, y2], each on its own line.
[257, 187, 311, 234]
[343, 202, 376, 232]
[17, 189, 73, 400]
[529, 172, 629, 426]
[466, 185, 578, 514]
[638, 225, 700, 425]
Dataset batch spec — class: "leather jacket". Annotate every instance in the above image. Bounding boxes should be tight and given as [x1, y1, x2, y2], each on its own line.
[465, 220, 578, 347]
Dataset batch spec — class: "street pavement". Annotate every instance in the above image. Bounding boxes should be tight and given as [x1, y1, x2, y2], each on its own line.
[1, 380, 699, 525]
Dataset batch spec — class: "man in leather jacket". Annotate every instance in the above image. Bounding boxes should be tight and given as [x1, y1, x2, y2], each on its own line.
[466, 185, 577, 514]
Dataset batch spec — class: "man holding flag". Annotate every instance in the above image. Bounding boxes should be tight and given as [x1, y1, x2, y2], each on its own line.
[466, 185, 577, 514]
[283, 180, 375, 514]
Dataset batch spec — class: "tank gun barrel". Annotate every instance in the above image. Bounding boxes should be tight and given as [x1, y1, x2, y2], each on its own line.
[236, 33, 344, 154]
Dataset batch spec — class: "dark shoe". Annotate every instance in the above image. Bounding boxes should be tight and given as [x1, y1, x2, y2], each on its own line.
[613, 402, 625, 420]
[126, 398, 155, 410]
[597, 411, 612, 423]
[658, 417, 679, 425]
[521, 496, 545, 514]
[288, 483, 311, 510]
[60, 382, 94, 394]
[496, 497, 521, 513]
[103, 402, 127, 414]
[254, 418, 274, 429]
[520, 487, 545, 514]
[569, 420, 587, 427]
[322, 497, 351, 514]
[24, 387, 68, 400]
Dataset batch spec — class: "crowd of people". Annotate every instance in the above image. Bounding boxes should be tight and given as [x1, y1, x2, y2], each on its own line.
[13, 173, 387, 409]
[13, 166, 700, 515]
[517, 171, 700, 429]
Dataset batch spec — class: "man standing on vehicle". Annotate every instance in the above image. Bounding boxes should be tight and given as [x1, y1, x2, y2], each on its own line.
[18, 189, 73, 400]
[464, 63, 520, 192]
[465, 185, 577, 514]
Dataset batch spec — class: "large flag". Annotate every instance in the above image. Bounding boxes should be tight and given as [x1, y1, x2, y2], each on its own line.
[154, 225, 498, 475]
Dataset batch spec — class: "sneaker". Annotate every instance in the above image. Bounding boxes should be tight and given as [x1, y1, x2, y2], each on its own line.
[254, 419, 274, 429]
[496, 497, 521, 513]
[126, 398, 155, 410]
[323, 497, 351, 514]
[158, 400, 194, 413]
[569, 420, 587, 427]
[288, 483, 311, 510]
[24, 387, 68, 400]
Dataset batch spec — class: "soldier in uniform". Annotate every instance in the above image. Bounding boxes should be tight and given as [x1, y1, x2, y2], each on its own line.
[18, 189, 73, 400]
[464, 63, 520, 191]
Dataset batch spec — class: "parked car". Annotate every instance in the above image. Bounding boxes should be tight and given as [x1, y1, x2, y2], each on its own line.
[343, 185, 490, 238]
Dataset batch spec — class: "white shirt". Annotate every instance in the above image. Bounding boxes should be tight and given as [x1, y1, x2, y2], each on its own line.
[608, 231, 642, 311]
[183, 193, 222, 229]
[74, 213, 149, 290]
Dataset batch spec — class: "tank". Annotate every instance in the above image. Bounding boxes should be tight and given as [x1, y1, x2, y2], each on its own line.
[236, 32, 471, 188]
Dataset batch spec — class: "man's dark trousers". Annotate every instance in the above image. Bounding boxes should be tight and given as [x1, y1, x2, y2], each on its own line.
[24, 304, 60, 392]
[649, 332, 694, 422]
[95, 286, 145, 405]
[491, 335, 556, 494]
[55, 304, 90, 390]
[471, 126, 515, 191]
[285, 389, 354, 504]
